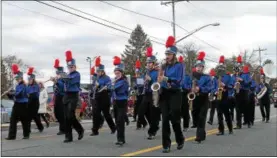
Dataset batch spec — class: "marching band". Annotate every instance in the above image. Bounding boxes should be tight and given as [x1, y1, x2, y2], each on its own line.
[4, 36, 274, 154]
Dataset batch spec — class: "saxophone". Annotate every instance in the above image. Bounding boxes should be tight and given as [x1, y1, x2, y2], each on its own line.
[187, 79, 197, 110]
[234, 73, 241, 94]
[217, 76, 223, 101]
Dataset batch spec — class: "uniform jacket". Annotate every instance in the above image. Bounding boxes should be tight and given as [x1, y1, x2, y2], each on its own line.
[239, 73, 251, 90]
[111, 77, 129, 100]
[211, 76, 218, 95]
[15, 81, 28, 103]
[54, 79, 65, 96]
[220, 73, 233, 97]
[27, 83, 40, 99]
[145, 69, 158, 93]
[161, 62, 183, 89]
[64, 71, 81, 93]
[97, 75, 111, 91]
[196, 74, 212, 94]
[181, 74, 192, 92]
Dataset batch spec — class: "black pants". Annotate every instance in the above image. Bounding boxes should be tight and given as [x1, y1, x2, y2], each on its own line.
[92, 92, 116, 133]
[39, 114, 49, 126]
[114, 100, 128, 142]
[54, 95, 65, 132]
[181, 91, 190, 128]
[217, 92, 233, 133]
[63, 93, 84, 140]
[235, 90, 250, 127]
[28, 98, 44, 132]
[160, 89, 184, 149]
[249, 93, 256, 124]
[229, 97, 236, 121]
[8, 102, 29, 138]
[260, 99, 270, 121]
[137, 94, 151, 127]
[90, 98, 104, 126]
[193, 94, 209, 140]
[133, 95, 142, 120]
[208, 100, 217, 124]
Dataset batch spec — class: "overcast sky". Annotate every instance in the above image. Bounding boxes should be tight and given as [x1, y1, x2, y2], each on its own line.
[2, 1, 276, 87]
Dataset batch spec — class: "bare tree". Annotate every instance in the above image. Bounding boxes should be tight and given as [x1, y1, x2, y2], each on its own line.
[180, 42, 200, 75]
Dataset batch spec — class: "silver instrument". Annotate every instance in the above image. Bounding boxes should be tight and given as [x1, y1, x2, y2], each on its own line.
[98, 77, 120, 93]
[187, 79, 197, 109]
[1, 87, 14, 98]
[208, 93, 215, 102]
[257, 82, 267, 99]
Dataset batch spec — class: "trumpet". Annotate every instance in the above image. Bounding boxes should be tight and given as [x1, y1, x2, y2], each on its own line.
[1, 87, 14, 97]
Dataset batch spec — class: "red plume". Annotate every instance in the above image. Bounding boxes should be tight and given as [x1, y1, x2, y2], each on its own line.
[192, 67, 196, 72]
[209, 69, 216, 76]
[146, 47, 153, 57]
[243, 65, 249, 73]
[237, 55, 242, 63]
[113, 56, 121, 65]
[90, 66, 95, 75]
[95, 56, 101, 67]
[178, 56, 184, 63]
[65, 50, 73, 62]
[260, 67, 264, 74]
[166, 36, 175, 48]
[227, 71, 231, 75]
[12, 64, 19, 75]
[27, 67, 34, 75]
[54, 59, 60, 68]
[219, 55, 225, 63]
[135, 59, 141, 68]
[197, 51, 206, 61]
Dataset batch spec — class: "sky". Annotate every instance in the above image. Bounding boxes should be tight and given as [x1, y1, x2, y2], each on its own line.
[2, 1, 276, 87]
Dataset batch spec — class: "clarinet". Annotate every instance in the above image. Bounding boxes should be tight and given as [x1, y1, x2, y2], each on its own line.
[91, 76, 99, 100]
[142, 69, 150, 95]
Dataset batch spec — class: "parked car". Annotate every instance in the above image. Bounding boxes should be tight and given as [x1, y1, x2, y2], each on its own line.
[1, 99, 14, 118]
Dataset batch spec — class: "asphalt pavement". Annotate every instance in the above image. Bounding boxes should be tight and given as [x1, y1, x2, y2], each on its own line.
[1, 105, 276, 156]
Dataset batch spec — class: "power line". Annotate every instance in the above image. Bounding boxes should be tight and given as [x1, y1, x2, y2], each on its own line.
[3, 2, 130, 40]
[50, 1, 165, 43]
[34, 0, 165, 45]
[99, 0, 223, 52]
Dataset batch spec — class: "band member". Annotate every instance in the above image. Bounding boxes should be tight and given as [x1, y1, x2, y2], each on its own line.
[51, 59, 66, 135]
[63, 50, 84, 143]
[159, 36, 184, 153]
[139, 47, 160, 140]
[89, 66, 104, 128]
[215, 56, 233, 135]
[133, 59, 145, 129]
[234, 64, 251, 129]
[256, 68, 271, 123]
[111, 56, 129, 146]
[207, 68, 218, 125]
[228, 72, 236, 122]
[26, 67, 44, 133]
[249, 77, 257, 125]
[180, 56, 192, 132]
[5, 64, 30, 140]
[90, 56, 116, 136]
[191, 51, 212, 143]
[191, 67, 198, 128]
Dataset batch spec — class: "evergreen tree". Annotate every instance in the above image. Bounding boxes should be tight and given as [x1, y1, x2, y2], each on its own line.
[121, 24, 152, 77]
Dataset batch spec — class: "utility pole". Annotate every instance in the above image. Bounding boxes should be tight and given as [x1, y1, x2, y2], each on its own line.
[253, 47, 267, 66]
[161, 0, 187, 37]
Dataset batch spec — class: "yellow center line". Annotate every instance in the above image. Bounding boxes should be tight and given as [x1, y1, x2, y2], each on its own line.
[120, 128, 218, 157]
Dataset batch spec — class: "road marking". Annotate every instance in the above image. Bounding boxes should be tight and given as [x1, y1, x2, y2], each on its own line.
[121, 115, 277, 157]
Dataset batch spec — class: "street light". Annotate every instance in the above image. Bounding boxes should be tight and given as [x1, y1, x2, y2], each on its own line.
[176, 22, 220, 43]
[86, 57, 92, 85]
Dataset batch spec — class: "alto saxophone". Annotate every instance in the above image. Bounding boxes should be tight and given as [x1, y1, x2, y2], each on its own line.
[187, 79, 197, 110]
[217, 76, 223, 101]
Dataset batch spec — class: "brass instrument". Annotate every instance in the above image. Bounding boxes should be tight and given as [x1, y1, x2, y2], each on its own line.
[217, 76, 223, 101]
[1, 87, 14, 97]
[257, 82, 267, 99]
[208, 93, 215, 102]
[151, 59, 166, 107]
[187, 79, 197, 110]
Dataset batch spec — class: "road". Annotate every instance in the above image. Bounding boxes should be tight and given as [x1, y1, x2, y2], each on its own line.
[1, 105, 276, 156]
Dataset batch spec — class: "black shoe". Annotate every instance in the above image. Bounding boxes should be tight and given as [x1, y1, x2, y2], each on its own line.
[143, 124, 147, 129]
[115, 141, 125, 146]
[162, 147, 170, 153]
[5, 137, 16, 140]
[191, 125, 197, 128]
[147, 135, 155, 140]
[251, 122, 254, 126]
[111, 128, 116, 134]
[63, 139, 73, 143]
[243, 122, 247, 125]
[229, 131, 233, 134]
[39, 128, 44, 133]
[194, 137, 202, 143]
[46, 123, 50, 128]
[78, 130, 84, 140]
[177, 143, 184, 150]
[90, 132, 99, 136]
[22, 136, 29, 139]
[126, 121, 130, 126]
[233, 126, 241, 129]
[57, 131, 65, 135]
[207, 121, 212, 125]
[266, 119, 269, 123]
[216, 132, 224, 136]
[262, 118, 265, 122]
[248, 124, 251, 128]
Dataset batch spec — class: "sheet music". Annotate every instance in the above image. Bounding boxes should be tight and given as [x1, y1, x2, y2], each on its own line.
[136, 78, 144, 85]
